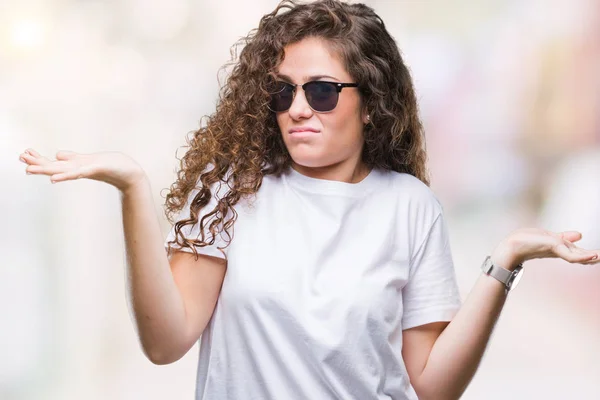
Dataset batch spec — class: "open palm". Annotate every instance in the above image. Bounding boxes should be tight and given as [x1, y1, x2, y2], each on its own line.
[496, 228, 600, 267]
[19, 148, 146, 192]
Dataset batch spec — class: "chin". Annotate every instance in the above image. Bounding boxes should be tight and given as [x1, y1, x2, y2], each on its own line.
[288, 151, 331, 169]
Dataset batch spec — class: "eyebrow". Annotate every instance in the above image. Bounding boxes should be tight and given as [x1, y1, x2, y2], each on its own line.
[275, 73, 341, 83]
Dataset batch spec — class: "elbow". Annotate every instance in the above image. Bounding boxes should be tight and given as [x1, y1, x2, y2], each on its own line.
[137, 327, 199, 365]
[144, 348, 183, 365]
[414, 392, 459, 400]
[141, 342, 187, 365]
[412, 380, 463, 400]
[147, 353, 177, 365]
[416, 394, 458, 400]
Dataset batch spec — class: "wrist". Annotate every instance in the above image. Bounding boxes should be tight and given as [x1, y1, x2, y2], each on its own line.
[490, 238, 522, 272]
[121, 173, 149, 196]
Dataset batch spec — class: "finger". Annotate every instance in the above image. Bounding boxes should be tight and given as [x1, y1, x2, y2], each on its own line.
[558, 231, 582, 243]
[580, 256, 600, 265]
[26, 162, 68, 176]
[554, 243, 598, 263]
[50, 170, 84, 183]
[579, 252, 599, 265]
[56, 150, 77, 160]
[586, 251, 600, 261]
[25, 148, 42, 157]
[20, 152, 48, 166]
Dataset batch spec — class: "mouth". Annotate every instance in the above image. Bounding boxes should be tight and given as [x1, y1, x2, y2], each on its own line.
[289, 127, 319, 134]
[288, 130, 320, 139]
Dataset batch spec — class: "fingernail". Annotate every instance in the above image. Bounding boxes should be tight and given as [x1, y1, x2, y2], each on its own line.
[593, 254, 598, 260]
[26, 172, 32, 175]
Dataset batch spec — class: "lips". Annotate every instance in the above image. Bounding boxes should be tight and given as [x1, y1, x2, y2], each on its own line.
[289, 127, 320, 134]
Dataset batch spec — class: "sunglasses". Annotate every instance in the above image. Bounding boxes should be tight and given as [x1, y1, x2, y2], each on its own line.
[269, 80, 359, 113]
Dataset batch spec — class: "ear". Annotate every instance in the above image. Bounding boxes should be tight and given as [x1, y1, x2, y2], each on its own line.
[361, 107, 370, 125]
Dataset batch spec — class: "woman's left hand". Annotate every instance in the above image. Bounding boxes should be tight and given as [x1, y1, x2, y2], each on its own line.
[490, 228, 600, 271]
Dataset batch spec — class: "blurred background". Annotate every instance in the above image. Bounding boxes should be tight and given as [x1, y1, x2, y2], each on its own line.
[2, 0, 599, 398]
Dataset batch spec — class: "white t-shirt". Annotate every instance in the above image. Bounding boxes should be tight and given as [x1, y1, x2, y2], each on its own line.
[164, 166, 461, 400]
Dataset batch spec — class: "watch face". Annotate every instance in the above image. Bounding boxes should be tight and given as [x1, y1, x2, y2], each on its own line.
[508, 267, 524, 291]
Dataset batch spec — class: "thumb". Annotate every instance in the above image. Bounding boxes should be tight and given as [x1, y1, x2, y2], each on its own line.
[559, 230, 583, 243]
[56, 150, 77, 160]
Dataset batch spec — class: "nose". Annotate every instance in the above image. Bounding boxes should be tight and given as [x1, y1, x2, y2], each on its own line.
[287, 86, 314, 120]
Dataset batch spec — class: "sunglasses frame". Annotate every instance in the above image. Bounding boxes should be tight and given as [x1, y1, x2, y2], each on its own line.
[269, 80, 359, 113]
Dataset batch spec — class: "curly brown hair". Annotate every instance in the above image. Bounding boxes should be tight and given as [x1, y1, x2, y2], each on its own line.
[164, 0, 429, 259]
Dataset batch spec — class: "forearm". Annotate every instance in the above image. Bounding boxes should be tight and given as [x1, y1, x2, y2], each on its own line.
[413, 273, 507, 400]
[120, 178, 188, 362]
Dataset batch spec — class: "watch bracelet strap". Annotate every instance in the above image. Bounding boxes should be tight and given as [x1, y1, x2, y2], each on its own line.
[482, 256, 523, 292]
[488, 263, 512, 284]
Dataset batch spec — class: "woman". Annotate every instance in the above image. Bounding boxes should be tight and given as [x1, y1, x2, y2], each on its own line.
[19, 1, 599, 399]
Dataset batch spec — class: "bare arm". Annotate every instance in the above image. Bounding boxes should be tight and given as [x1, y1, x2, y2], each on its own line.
[402, 230, 600, 400]
[122, 179, 226, 364]
[21, 148, 226, 365]
[402, 275, 506, 400]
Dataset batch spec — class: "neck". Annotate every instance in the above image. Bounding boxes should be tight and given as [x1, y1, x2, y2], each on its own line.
[291, 159, 371, 184]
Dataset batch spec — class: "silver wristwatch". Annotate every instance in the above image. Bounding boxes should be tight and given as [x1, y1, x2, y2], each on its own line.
[481, 256, 524, 293]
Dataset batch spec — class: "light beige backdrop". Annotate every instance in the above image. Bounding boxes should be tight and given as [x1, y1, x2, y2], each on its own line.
[3, 0, 600, 399]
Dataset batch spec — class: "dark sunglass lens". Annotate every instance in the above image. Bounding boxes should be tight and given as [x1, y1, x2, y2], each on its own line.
[305, 82, 338, 112]
[270, 82, 294, 112]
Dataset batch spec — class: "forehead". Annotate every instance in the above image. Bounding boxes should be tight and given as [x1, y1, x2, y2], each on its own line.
[275, 37, 351, 82]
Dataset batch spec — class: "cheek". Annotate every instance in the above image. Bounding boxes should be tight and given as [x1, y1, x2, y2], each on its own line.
[322, 107, 364, 145]
[275, 114, 285, 131]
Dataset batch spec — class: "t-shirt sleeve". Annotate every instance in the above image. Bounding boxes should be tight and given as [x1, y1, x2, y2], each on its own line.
[164, 179, 230, 260]
[402, 211, 461, 330]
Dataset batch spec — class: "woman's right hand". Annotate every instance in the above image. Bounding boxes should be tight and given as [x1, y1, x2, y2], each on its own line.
[19, 148, 147, 192]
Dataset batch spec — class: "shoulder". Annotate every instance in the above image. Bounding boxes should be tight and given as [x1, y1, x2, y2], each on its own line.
[377, 169, 442, 211]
